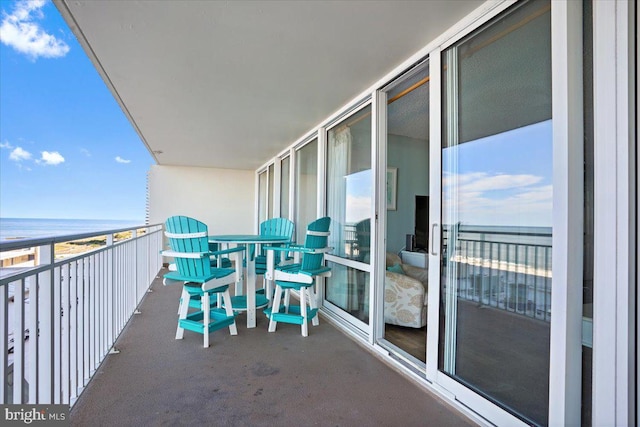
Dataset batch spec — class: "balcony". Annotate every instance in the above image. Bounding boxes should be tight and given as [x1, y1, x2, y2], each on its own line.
[71, 269, 475, 425]
[1, 226, 475, 425]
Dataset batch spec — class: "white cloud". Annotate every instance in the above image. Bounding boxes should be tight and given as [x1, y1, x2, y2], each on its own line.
[345, 195, 371, 224]
[80, 148, 91, 157]
[443, 172, 542, 194]
[37, 150, 64, 165]
[0, 140, 14, 149]
[443, 171, 552, 227]
[9, 146, 32, 161]
[115, 156, 131, 164]
[0, 0, 70, 60]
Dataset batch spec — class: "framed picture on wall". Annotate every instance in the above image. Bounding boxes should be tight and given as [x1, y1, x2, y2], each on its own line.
[387, 167, 397, 210]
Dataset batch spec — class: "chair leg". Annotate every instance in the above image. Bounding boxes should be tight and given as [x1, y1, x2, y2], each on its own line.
[222, 289, 238, 336]
[300, 286, 308, 337]
[283, 289, 291, 313]
[308, 287, 319, 327]
[265, 277, 274, 302]
[176, 288, 190, 340]
[203, 292, 210, 348]
[268, 285, 283, 332]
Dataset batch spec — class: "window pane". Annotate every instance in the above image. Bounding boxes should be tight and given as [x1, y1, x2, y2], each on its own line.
[295, 139, 317, 243]
[327, 105, 372, 262]
[439, 1, 552, 425]
[325, 261, 369, 323]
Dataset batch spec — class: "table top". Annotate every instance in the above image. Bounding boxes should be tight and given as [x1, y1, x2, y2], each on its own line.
[208, 234, 290, 244]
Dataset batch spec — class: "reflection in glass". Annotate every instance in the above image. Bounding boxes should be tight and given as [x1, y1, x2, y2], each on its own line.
[326, 106, 372, 262]
[325, 261, 369, 324]
[439, 1, 551, 425]
[325, 105, 372, 323]
[295, 139, 318, 243]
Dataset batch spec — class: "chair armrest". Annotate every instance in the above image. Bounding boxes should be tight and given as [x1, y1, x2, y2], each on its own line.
[402, 265, 429, 287]
[262, 245, 293, 252]
[161, 250, 208, 259]
[210, 246, 245, 256]
[263, 246, 332, 254]
[300, 266, 332, 277]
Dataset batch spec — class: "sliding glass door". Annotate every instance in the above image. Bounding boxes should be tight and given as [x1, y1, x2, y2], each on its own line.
[437, 1, 552, 425]
[381, 61, 430, 363]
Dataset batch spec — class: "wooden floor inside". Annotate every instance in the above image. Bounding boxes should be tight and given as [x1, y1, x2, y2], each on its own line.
[384, 324, 427, 363]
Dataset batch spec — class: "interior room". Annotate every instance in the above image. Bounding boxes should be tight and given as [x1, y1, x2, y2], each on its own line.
[382, 61, 430, 363]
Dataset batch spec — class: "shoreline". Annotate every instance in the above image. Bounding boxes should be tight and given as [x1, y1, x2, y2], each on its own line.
[0, 230, 144, 268]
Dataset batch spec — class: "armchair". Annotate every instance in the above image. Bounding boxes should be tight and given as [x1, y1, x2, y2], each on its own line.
[384, 252, 428, 328]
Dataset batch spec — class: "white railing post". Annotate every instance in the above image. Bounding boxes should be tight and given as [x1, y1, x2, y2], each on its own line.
[27, 272, 38, 404]
[37, 243, 53, 404]
[12, 278, 24, 404]
[106, 234, 114, 351]
[0, 281, 6, 403]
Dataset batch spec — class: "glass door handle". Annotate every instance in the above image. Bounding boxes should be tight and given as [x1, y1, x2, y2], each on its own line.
[430, 223, 438, 256]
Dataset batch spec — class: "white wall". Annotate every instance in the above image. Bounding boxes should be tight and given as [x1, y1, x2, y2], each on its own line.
[386, 134, 429, 253]
[148, 165, 255, 234]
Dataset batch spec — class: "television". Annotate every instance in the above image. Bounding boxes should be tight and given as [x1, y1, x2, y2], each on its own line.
[414, 195, 429, 251]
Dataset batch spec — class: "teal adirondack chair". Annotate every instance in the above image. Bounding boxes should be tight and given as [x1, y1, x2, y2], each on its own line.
[254, 218, 295, 290]
[263, 217, 332, 337]
[162, 216, 241, 348]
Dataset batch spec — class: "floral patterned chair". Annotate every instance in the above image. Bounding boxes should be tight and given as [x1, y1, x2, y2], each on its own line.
[384, 252, 428, 328]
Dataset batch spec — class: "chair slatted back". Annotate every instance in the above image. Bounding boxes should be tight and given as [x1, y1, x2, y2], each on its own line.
[260, 217, 295, 241]
[301, 217, 331, 272]
[257, 218, 295, 258]
[165, 216, 211, 277]
[355, 218, 371, 263]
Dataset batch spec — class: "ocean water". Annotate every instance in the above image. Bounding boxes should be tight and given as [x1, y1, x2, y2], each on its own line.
[0, 218, 144, 242]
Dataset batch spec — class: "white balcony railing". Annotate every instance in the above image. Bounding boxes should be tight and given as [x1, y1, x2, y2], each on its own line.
[0, 224, 163, 406]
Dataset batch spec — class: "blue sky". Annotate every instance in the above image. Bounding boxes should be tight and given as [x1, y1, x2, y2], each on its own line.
[443, 120, 553, 227]
[0, 0, 154, 221]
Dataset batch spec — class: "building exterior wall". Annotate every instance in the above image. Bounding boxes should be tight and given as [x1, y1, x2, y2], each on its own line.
[148, 164, 254, 234]
[251, 1, 637, 425]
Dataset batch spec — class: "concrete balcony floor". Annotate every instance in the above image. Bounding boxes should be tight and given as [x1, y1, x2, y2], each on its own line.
[70, 269, 476, 426]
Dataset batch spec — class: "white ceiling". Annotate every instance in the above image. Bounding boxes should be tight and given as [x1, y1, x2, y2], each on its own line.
[56, 0, 482, 170]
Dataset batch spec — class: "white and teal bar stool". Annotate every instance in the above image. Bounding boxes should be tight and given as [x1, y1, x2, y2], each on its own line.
[264, 217, 332, 337]
[162, 215, 240, 348]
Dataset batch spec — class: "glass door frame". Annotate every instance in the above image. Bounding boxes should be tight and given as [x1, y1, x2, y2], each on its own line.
[321, 98, 375, 335]
[372, 59, 432, 368]
[426, 1, 584, 425]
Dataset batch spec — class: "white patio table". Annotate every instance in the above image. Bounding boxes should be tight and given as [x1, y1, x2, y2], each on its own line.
[208, 234, 290, 328]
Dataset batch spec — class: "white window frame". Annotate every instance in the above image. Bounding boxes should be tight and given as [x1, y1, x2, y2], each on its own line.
[426, 1, 585, 425]
[592, 0, 636, 425]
